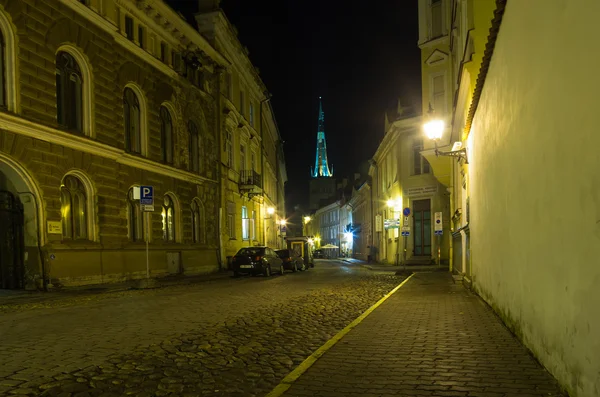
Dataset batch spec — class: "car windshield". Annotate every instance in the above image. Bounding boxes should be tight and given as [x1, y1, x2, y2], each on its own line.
[236, 248, 264, 256]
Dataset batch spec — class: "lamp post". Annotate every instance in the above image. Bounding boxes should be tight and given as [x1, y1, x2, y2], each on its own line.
[387, 197, 402, 266]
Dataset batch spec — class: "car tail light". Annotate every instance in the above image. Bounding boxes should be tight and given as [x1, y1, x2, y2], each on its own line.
[254, 255, 263, 262]
[287, 257, 292, 262]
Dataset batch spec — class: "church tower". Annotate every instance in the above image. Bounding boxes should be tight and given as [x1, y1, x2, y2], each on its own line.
[311, 97, 333, 178]
[308, 97, 337, 210]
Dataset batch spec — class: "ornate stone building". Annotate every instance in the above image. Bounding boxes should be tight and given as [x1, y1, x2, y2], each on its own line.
[196, 1, 287, 262]
[0, 0, 236, 289]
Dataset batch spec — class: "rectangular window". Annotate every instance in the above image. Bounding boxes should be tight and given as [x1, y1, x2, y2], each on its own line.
[239, 90, 245, 116]
[241, 206, 249, 240]
[227, 202, 235, 239]
[160, 42, 167, 63]
[125, 16, 134, 40]
[138, 25, 144, 48]
[413, 139, 430, 175]
[251, 210, 256, 240]
[431, 0, 443, 38]
[249, 103, 254, 126]
[240, 144, 246, 170]
[433, 74, 445, 114]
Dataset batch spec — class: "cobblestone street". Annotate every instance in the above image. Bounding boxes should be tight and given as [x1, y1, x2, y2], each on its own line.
[0, 260, 403, 396]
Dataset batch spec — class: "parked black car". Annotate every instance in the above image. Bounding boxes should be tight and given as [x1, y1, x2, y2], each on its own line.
[231, 246, 284, 277]
[313, 249, 324, 259]
[275, 249, 306, 272]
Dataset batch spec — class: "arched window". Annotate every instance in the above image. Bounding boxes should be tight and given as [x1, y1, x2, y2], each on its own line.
[124, 87, 141, 154]
[60, 175, 87, 240]
[128, 187, 144, 242]
[160, 106, 173, 164]
[162, 194, 176, 242]
[191, 199, 204, 244]
[189, 121, 199, 173]
[0, 29, 5, 109]
[56, 52, 83, 132]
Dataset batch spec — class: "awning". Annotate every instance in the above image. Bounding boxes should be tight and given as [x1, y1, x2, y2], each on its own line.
[421, 148, 453, 188]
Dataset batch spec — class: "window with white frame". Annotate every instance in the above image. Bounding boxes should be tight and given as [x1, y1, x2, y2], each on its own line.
[432, 74, 446, 115]
[431, 0, 443, 38]
[241, 206, 249, 240]
[413, 139, 431, 175]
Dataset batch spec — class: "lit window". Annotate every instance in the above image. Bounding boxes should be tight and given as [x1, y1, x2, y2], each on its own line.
[60, 175, 88, 240]
[241, 206, 249, 240]
[162, 194, 176, 242]
[160, 106, 173, 164]
[124, 88, 141, 154]
[56, 52, 83, 133]
[189, 121, 200, 173]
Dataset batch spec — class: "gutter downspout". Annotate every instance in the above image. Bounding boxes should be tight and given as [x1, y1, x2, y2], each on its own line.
[215, 66, 225, 271]
[259, 92, 272, 245]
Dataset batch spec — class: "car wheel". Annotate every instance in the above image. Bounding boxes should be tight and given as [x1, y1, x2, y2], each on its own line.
[264, 265, 271, 277]
[293, 263, 298, 272]
[279, 265, 285, 275]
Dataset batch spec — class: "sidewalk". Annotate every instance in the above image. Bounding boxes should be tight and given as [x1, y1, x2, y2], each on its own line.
[0, 271, 231, 307]
[341, 257, 449, 273]
[275, 272, 566, 397]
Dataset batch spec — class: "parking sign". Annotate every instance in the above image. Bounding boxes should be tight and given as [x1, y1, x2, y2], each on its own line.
[140, 186, 154, 212]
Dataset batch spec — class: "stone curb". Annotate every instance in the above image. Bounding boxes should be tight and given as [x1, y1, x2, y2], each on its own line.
[264, 273, 416, 397]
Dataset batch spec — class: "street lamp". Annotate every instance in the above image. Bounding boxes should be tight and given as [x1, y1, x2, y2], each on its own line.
[303, 216, 311, 236]
[278, 219, 287, 249]
[267, 207, 275, 215]
[423, 104, 468, 163]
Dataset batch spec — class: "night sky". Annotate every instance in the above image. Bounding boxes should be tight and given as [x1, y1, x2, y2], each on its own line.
[167, 0, 421, 213]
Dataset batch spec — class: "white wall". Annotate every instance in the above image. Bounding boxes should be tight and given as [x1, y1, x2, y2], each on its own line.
[469, 2, 600, 396]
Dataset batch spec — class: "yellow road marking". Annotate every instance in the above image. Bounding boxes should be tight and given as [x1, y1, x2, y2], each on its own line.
[264, 273, 416, 397]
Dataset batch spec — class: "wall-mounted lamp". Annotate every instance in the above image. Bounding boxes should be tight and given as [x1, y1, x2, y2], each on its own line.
[267, 207, 275, 215]
[423, 104, 468, 164]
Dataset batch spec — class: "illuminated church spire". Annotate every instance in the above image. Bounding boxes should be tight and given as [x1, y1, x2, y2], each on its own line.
[311, 97, 333, 178]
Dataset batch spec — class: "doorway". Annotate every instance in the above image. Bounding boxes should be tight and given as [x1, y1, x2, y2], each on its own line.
[413, 199, 431, 256]
[0, 191, 25, 289]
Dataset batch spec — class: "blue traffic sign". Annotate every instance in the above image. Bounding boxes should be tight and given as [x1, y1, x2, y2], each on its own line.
[403, 207, 411, 217]
[140, 186, 154, 205]
[401, 231, 410, 237]
[434, 230, 443, 235]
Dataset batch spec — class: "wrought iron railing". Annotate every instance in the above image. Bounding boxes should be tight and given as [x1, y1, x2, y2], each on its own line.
[240, 170, 262, 189]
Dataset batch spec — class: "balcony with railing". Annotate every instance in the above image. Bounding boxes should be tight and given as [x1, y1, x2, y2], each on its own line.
[239, 170, 262, 198]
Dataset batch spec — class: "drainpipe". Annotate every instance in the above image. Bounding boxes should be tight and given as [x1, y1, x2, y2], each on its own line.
[215, 66, 225, 271]
[259, 92, 272, 245]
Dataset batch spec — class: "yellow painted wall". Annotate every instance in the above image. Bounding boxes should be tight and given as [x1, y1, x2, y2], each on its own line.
[469, 1, 600, 395]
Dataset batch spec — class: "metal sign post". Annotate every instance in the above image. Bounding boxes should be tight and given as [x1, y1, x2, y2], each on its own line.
[140, 186, 154, 279]
[434, 212, 443, 267]
[401, 207, 410, 269]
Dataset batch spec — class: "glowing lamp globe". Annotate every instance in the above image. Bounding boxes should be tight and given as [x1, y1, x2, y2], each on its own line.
[424, 119, 445, 141]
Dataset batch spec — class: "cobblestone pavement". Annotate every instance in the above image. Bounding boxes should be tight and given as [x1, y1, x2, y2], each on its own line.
[0, 260, 404, 396]
[282, 272, 566, 397]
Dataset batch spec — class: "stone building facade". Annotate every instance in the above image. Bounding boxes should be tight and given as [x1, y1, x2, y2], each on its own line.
[0, 0, 234, 289]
